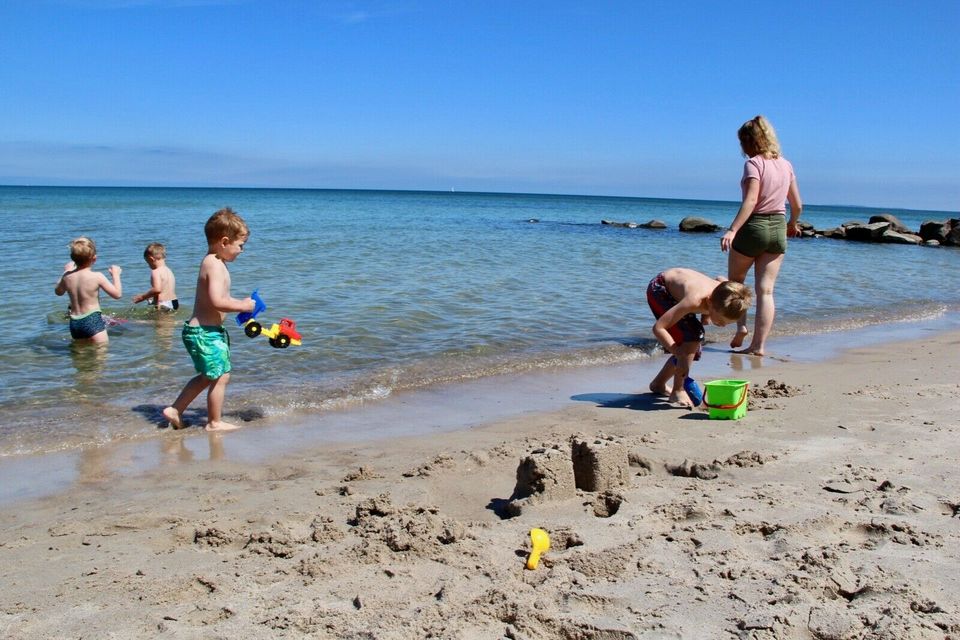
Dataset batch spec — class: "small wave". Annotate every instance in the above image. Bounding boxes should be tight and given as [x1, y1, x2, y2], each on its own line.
[3, 306, 955, 459]
[233, 340, 662, 419]
[773, 303, 950, 336]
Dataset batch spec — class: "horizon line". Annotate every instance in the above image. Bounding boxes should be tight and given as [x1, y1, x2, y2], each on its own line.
[0, 183, 955, 215]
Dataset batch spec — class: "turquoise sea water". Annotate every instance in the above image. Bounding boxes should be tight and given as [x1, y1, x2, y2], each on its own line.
[0, 186, 957, 457]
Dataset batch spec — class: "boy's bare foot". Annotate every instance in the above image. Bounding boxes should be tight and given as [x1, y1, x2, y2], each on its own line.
[162, 406, 185, 429]
[205, 420, 241, 432]
[730, 327, 749, 349]
[667, 389, 693, 408]
[649, 382, 669, 396]
[732, 345, 765, 356]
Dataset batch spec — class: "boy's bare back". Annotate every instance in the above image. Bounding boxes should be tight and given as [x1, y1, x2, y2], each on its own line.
[660, 267, 721, 313]
[57, 264, 122, 316]
[153, 264, 177, 304]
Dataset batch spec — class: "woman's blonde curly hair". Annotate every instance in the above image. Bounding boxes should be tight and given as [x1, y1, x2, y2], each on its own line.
[738, 115, 781, 159]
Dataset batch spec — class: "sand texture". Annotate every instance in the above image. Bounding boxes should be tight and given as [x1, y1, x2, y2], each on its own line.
[2, 332, 959, 639]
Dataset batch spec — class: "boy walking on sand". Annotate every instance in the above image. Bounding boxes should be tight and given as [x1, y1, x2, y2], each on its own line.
[647, 268, 752, 407]
[133, 242, 179, 311]
[55, 237, 123, 344]
[163, 208, 255, 432]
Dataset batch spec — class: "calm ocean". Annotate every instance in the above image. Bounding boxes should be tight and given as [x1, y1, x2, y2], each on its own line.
[1, 186, 957, 457]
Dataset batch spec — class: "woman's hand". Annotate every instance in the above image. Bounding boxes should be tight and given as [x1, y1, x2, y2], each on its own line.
[720, 229, 736, 252]
[787, 220, 801, 238]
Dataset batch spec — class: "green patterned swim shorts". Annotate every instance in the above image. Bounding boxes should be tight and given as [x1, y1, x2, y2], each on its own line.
[181, 323, 231, 380]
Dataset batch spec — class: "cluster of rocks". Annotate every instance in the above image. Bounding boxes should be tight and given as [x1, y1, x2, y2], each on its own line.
[602, 213, 960, 248]
[601, 218, 666, 229]
[811, 214, 960, 247]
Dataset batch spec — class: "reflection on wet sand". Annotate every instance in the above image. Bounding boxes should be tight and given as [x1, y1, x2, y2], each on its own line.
[75, 429, 231, 487]
[729, 351, 791, 372]
[161, 433, 195, 465]
[160, 431, 225, 465]
[77, 444, 112, 484]
[729, 353, 759, 372]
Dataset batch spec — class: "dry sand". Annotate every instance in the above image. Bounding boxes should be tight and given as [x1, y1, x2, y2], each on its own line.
[1, 331, 959, 639]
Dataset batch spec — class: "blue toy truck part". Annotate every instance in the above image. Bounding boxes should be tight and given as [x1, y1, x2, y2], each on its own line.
[236, 289, 267, 326]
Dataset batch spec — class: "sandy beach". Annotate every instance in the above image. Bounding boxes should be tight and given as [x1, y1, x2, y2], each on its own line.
[1, 330, 959, 639]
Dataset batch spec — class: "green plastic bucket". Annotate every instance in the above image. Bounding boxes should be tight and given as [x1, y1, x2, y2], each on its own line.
[703, 379, 749, 420]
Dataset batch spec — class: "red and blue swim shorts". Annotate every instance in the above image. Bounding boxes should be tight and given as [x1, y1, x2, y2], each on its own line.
[646, 272, 704, 358]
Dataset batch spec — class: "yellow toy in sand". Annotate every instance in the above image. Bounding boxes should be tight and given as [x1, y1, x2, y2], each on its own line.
[526, 528, 551, 570]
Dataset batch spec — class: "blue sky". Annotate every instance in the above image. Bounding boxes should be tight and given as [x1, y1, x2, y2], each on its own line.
[1, 1, 957, 210]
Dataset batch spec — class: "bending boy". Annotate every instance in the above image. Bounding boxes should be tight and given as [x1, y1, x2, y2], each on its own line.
[647, 268, 751, 407]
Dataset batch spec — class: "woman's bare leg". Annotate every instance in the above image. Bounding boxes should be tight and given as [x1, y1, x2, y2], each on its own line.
[727, 249, 755, 348]
[740, 252, 785, 356]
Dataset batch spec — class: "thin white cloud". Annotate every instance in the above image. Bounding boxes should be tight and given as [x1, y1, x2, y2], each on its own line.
[322, 1, 414, 24]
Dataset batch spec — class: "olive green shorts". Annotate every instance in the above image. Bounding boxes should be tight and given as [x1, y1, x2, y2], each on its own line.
[181, 323, 231, 380]
[732, 214, 787, 258]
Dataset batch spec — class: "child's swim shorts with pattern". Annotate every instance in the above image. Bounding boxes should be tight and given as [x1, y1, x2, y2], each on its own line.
[69, 309, 107, 340]
[181, 323, 231, 379]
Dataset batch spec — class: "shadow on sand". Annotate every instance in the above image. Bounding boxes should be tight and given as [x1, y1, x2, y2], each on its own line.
[570, 392, 712, 420]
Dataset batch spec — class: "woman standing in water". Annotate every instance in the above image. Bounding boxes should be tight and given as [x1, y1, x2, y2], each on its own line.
[720, 115, 802, 356]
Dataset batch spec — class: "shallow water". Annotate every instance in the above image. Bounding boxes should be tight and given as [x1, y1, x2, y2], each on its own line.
[0, 186, 957, 456]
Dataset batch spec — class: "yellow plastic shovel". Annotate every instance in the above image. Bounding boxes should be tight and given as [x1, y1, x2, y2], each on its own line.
[526, 528, 551, 570]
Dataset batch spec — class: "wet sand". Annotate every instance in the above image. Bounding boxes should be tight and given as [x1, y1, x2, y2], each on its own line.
[1, 330, 959, 639]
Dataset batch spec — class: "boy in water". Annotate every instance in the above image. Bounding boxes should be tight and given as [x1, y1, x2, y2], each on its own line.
[647, 268, 752, 407]
[55, 237, 123, 344]
[132, 242, 179, 311]
[162, 208, 255, 432]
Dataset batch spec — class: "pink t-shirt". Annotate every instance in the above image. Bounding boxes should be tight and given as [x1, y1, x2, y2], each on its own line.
[741, 155, 795, 214]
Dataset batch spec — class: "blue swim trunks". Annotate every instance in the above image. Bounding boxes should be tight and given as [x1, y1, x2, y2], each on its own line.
[181, 323, 231, 380]
[69, 310, 107, 340]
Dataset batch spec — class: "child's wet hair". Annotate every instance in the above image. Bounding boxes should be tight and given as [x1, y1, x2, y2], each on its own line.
[711, 281, 752, 322]
[69, 237, 96, 265]
[143, 242, 166, 260]
[204, 207, 249, 244]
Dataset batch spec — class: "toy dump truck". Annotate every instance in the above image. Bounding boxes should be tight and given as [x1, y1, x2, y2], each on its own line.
[236, 291, 302, 348]
[255, 318, 302, 349]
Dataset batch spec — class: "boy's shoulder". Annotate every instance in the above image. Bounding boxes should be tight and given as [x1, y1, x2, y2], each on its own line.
[199, 253, 222, 267]
[198, 253, 227, 276]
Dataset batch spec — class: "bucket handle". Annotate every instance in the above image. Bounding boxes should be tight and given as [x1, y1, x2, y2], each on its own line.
[703, 383, 749, 410]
